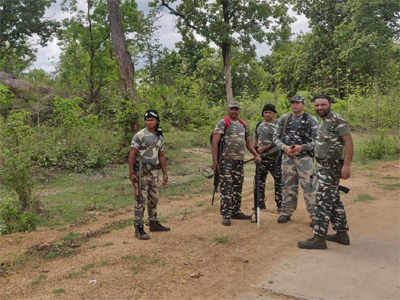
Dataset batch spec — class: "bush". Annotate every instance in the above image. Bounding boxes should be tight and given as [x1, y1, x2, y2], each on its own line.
[0, 111, 34, 210]
[0, 198, 39, 235]
[360, 130, 398, 160]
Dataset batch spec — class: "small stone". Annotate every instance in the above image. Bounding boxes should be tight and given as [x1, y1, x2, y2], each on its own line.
[190, 272, 203, 279]
[268, 280, 274, 284]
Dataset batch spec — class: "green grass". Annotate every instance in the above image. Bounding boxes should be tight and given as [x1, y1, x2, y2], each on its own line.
[354, 194, 376, 202]
[81, 263, 95, 271]
[33, 150, 212, 227]
[31, 274, 47, 285]
[52, 288, 66, 295]
[215, 236, 229, 244]
[378, 183, 400, 191]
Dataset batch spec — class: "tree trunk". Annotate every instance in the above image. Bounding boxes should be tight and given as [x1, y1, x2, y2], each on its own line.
[107, 0, 136, 101]
[221, 0, 233, 104]
[222, 43, 233, 104]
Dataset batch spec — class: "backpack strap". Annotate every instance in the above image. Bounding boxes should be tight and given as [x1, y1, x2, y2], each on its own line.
[223, 116, 247, 131]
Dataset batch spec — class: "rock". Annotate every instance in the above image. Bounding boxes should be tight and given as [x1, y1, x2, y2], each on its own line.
[190, 272, 203, 279]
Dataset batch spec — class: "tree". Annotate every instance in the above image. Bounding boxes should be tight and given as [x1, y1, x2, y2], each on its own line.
[57, 0, 116, 111]
[0, 0, 58, 74]
[108, 0, 136, 101]
[153, 0, 292, 104]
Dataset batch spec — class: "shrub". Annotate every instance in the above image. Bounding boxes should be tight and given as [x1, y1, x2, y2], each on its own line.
[360, 130, 398, 160]
[0, 111, 34, 210]
[0, 198, 39, 235]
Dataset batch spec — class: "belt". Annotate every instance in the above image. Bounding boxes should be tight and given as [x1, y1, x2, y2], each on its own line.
[316, 158, 343, 168]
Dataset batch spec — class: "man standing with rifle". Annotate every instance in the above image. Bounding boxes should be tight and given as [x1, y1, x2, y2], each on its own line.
[253, 104, 283, 214]
[212, 102, 261, 226]
[298, 95, 353, 249]
[128, 110, 169, 240]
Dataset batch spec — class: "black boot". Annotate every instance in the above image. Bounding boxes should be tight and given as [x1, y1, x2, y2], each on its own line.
[326, 231, 350, 245]
[222, 217, 231, 226]
[298, 235, 327, 249]
[231, 211, 251, 220]
[135, 225, 150, 240]
[259, 202, 266, 210]
[277, 215, 291, 223]
[149, 220, 170, 232]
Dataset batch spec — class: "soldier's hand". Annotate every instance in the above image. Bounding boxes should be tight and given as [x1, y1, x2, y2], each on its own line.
[162, 174, 168, 185]
[213, 161, 219, 172]
[341, 165, 351, 179]
[292, 145, 303, 155]
[129, 173, 137, 185]
[254, 154, 262, 164]
[284, 146, 295, 157]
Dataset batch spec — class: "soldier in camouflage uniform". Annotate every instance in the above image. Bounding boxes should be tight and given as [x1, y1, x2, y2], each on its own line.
[298, 94, 353, 249]
[253, 104, 283, 212]
[212, 102, 261, 226]
[128, 110, 169, 240]
[273, 96, 318, 224]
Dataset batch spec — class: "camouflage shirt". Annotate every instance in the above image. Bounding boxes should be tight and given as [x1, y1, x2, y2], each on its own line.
[315, 112, 351, 161]
[273, 112, 318, 154]
[214, 118, 249, 160]
[131, 128, 165, 171]
[255, 120, 279, 157]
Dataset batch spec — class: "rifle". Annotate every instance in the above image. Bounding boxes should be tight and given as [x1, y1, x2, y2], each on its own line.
[339, 185, 350, 193]
[252, 164, 261, 227]
[134, 160, 143, 203]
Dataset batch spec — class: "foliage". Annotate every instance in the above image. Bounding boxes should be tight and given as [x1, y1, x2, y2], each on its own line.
[0, 83, 15, 119]
[0, 0, 59, 74]
[359, 129, 398, 160]
[0, 111, 34, 210]
[0, 198, 39, 235]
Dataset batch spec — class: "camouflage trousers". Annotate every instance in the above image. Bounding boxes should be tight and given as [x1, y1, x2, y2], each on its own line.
[253, 155, 283, 210]
[280, 154, 316, 218]
[313, 160, 349, 237]
[219, 159, 244, 218]
[134, 172, 159, 226]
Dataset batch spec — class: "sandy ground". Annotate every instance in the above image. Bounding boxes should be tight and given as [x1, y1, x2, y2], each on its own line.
[0, 161, 399, 300]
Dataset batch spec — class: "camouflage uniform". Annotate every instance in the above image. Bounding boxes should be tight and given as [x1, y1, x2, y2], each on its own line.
[273, 113, 318, 219]
[214, 119, 249, 218]
[131, 128, 165, 226]
[254, 120, 283, 210]
[313, 112, 350, 237]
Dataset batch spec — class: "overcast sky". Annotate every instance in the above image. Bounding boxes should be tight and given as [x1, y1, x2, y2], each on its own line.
[31, 0, 309, 72]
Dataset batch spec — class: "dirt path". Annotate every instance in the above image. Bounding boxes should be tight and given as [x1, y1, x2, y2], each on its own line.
[0, 161, 399, 300]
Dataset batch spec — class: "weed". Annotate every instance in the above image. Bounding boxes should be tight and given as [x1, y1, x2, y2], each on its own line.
[150, 258, 160, 264]
[81, 263, 95, 271]
[31, 274, 47, 285]
[354, 194, 376, 202]
[378, 183, 400, 191]
[215, 236, 229, 244]
[53, 288, 66, 295]
[64, 270, 83, 279]
[102, 242, 113, 247]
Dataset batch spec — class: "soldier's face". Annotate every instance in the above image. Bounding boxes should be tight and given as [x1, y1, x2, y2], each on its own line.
[228, 107, 240, 119]
[314, 98, 331, 117]
[290, 101, 304, 114]
[263, 111, 275, 122]
[144, 117, 158, 130]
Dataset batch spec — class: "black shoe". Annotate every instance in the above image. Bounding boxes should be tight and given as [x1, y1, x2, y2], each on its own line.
[298, 236, 327, 249]
[259, 202, 266, 210]
[149, 221, 170, 232]
[326, 231, 350, 245]
[135, 225, 150, 240]
[277, 215, 291, 223]
[222, 217, 231, 226]
[231, 212, 251, 220]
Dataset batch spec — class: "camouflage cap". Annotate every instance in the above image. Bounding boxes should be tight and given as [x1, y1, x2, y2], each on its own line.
[289, 95, 305, 103]
[228, 101, 240, 109]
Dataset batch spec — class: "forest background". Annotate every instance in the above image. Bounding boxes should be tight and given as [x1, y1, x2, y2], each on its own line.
[0, 0, 399, 234]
